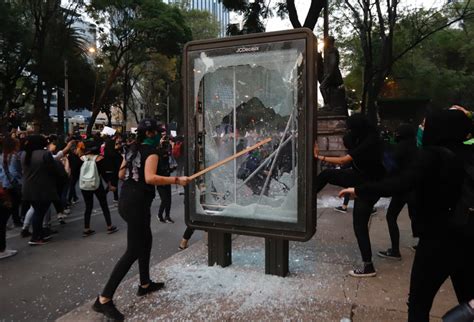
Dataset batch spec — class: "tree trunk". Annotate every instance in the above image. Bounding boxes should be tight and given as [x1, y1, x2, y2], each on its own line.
[303, 0, 325, 30]
[86, 64, 126, 135]
[287, 0, 302, 28]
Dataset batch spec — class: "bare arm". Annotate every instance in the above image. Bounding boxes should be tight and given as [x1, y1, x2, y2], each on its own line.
[118, 158, 127, 180]
[314, 142, 353, 165]
[144, 155, 190, 186]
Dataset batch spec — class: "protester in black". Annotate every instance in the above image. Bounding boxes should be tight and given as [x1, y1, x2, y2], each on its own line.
[156, 137, 174, 223]
[378, 124, 419, 260]
[93, 119, 190, 321]
[314, 114, 385, 277]
[103, 138, 123, 202]
[21, 135, 67, 245]
[340, 108, 474, 321]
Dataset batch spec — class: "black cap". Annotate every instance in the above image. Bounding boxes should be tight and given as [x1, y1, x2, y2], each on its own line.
[137, 118, 158, 134]
[84, 140, 101, 154]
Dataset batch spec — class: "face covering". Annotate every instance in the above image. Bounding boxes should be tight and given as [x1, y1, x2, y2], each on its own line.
[143, 134, 161, 146]
[416, 126, 423, 147]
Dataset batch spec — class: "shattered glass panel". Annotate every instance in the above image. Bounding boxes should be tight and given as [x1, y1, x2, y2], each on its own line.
[190, 40, 305, 223]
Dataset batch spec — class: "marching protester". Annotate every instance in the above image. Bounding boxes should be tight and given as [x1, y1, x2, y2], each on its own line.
[339, 107, 474, 321]
[92, 119, 190, 321]
[103, 137, 123, 202]
[80, 140, 118, 237]
[377, 123, 419, 260]
[156, 135, 176, 223]
[314, 114, 386, 277]
[21, 135, 67, 245]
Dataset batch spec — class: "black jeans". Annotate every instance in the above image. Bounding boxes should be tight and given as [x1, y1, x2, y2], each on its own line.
[102, 186, 154, 299]
[31, 201, 52, 241]
[81, 184, 112, 229]
[408, 232, 474, 322]
[7, 188, 22, 225]
[385, 193, 417, 253]
[316, 168, 379, 263]
[68, 176, 79, 202]
[157, 185, 172, 220]
[183, 227, 195, 240]
[0, 204, 10, 251]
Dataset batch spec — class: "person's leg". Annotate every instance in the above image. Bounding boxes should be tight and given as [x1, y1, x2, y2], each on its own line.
[81, 190, 94, 231]
[384, 195, 406, 255]
[8, 189, 22, 226]
[349, 196, 379, 277]
[138, 199, 153, 286]
[408, 238, 450, 322]
[406, 192, 419, 238]
[94, 184, 113, 227]
[180, 227, 195, 249]
[316, 168, 363, 193]
[22, 206, 34, 231]
[101, 195, 144, 299]
[0, 205, 10, 251]
[30, 201, 51, 241]
[164, 185, 172, 220]
[20, 200, 30, 221]
[156, 187, 166, 221]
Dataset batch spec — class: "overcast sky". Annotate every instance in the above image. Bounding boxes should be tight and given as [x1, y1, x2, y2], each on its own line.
[259, 0, 447, 32]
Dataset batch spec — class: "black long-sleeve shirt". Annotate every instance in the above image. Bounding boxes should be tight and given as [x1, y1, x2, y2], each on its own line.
[356, 144, 468, 238]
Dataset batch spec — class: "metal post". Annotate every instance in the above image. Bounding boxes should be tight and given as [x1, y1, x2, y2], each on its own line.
[232, 67, 237, 203]
[265, 238, 289, 277]
[208, 231, 232, 267]
[64, 59, 69, 135]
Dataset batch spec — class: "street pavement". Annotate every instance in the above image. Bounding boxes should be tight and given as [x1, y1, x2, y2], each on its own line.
[0, 186, 203, 321]
[59, 185, 458, 321]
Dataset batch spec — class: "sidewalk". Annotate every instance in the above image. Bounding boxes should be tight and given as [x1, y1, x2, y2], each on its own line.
[58, 189, 456, 321]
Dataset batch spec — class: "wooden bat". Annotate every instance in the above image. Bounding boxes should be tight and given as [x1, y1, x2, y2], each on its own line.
[189, 137, 272, 181]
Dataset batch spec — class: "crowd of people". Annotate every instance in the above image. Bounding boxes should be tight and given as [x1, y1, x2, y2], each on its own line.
[315, 105, 473, 321]
[0, 125, 186, 255]
[1, 104, 473, 321]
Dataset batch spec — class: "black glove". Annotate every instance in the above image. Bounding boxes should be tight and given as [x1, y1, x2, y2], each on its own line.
[443, 302, 474, 322]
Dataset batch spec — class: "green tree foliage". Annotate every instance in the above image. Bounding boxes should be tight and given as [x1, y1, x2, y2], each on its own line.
[184, 9, 220, 40]
[86, 0, 191, 134]
[334, 0, 474, 122]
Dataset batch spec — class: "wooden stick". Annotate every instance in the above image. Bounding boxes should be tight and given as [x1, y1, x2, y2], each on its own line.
[189, 137, 272, 181]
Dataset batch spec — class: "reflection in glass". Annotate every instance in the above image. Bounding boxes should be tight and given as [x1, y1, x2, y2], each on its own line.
[191, 40, 304, 223]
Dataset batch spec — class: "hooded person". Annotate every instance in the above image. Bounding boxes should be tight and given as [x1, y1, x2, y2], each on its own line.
[340, 109, 474, 321]
[314, 113, 386, 277]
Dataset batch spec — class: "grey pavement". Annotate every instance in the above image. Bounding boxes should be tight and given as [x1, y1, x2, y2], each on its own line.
[0, 186, 203, 321]
[58, 185, 458, 321]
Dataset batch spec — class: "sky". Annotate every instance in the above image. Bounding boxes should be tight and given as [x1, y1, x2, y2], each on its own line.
[255, 0, 448, 32]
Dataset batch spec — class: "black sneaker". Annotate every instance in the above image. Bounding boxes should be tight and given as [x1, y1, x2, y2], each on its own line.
[158, 217, 166, 223]
[137, 281, 165, 297]
[442, 302, 474, 322]
[377, 249, 402, 260]
[28, 239, 50, 246]
[92, 297, 124, 321]
[21, 229, 31, 238]
[349, 263, 377, 278]
[334, 206, 348, 213]
[107, 226, 119, 234]
[83, 230, 96, 237]
[165, 218, 175, 224]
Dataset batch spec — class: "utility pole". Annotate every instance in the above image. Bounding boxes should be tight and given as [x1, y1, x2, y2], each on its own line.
[64, 59, 69, 135]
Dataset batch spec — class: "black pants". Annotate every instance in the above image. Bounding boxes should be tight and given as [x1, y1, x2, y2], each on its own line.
[31, 201, 52, 241]
[81, 184, 112, 229]
[408, 232, 474, 322]
[316, 168, 379, 263]
[183, 227, 195, 240]
[68, 176, 79, 202]
[157, 185, 172, 220]
[102, 186, 153, 299]
[0, 204, 10, 251]
[385, 193, 417, 253]
[7, 188, 22, 225]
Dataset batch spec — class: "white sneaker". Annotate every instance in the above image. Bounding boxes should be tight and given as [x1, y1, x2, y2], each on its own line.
[0, 249, 18, 259]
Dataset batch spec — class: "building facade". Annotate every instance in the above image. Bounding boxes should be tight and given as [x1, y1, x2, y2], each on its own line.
[167, 0, 230, 37]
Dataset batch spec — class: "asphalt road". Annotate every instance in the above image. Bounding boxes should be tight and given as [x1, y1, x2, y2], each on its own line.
[0, 186, 203, 321]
